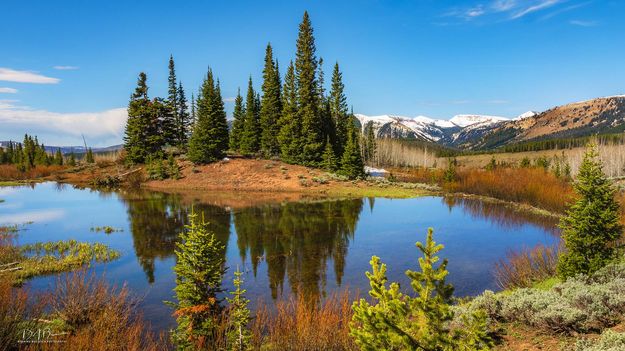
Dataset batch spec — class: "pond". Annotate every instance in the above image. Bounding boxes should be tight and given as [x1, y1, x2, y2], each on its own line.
[0, 182, 560, 331]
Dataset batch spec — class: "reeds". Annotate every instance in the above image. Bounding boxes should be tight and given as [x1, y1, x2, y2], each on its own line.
[493, 244, 560, 290]
[251, 291, 357, 351]
[446, 167, 575, 213]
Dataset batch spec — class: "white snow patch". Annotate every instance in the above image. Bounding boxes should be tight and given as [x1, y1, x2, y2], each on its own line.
[449, 114, 509, 128]
[516, 111, 538, 120]
[365, 166, 388, 177]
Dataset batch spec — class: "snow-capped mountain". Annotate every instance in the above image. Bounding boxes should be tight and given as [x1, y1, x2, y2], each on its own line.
[354, 113, 509, 146]
[516, 111, 538, 120]
[448, 114, 508, 128]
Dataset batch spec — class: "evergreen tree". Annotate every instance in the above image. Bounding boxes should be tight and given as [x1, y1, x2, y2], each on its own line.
[0, 147, 5, 164]
[339, 122, 365, 179]
[321, 137, 338, 172]
[330, 62, 349, 158]
[191, 93, 196, 129]
[68, 151, 76, 166]
[226, 269, 251, 351]
[557, 143, 623, 278]
[240, 77, 260, 155]
[124, 72, 153, 164]
[229, 88, 245, 152]
[177, 81, 191, 149]
[363, 121, 376, 164]
[277, 61, 301, 163]
[187, 69, 229, 164]
[85, 148, 94, 163]
[170, 208, 226, 349]
[163, 55, 179, 146]
[54, 149, 63, 166]
[259, 44, 282, 157]
[350, 228, 492, 350]
[296, 11, 323, 165]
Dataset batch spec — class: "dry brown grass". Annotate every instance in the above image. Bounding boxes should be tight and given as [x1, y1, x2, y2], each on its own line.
[39, 270, 168, 351]
[493, 244, 560, 290]
[251, 291, 357, 351]
[0, 164, 64, 181]
[447, 167, 575, 213]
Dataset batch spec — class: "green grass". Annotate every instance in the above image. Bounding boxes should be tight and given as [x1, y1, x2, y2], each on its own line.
[1, 236, 121, 285]
[532, 276, 561, 290]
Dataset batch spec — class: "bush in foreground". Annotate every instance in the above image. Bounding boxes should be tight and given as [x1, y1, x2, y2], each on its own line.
[350, 228, 493, 350]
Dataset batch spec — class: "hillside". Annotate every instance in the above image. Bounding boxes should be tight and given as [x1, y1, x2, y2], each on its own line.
[356, 95, 625, 150]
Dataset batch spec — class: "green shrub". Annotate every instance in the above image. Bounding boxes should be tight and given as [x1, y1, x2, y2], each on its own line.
[575, 330, 625, 351]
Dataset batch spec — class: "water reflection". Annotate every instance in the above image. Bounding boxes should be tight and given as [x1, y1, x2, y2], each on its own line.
[443, 196, 560, 235]
[233, 199, 363, 299]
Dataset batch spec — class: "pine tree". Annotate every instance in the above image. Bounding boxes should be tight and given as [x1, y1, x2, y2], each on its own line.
[296, 11, 323, 166]
[240, 77, 260, 155]
[0, 147, 5, 164]
[350, 228, 492, 350]
[85, 148, 94, 163]
[321, 137, 338, 172]
[68, 151, 76, 166]
[124, 72, 152, 164]
[226, 269, 251, 351]
[163, 55, 179, 146]
[259, 44, 282, 157]
[363, 121, 376, 164]
[330, 62, 349, 158]
[54, 149, 63, 166]
[557, 143, 623, 278]
[191, 93, 196, 129]
[277, 61, 301, 163]
[177, 81, 191, 149]
[230, 88, 246, 152]
[170, 208, 226, 349]
[187, 69, 229, 164]
[339, 122, 365, 179]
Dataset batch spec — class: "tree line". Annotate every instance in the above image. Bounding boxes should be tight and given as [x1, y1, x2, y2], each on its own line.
[0, 134, 94, 170]
[122, 12, 365, 179]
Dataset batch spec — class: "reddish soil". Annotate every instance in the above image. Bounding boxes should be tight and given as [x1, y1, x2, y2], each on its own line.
[146, 158, 335, 192]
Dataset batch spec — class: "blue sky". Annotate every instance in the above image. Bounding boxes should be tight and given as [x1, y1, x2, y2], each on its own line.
[1, 0, 624, 146]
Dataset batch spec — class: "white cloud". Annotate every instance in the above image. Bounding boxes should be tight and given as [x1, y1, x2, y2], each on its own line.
[223, 97, 236, 102]
[0, 209, 65, 225]
[487, 99, 510, 104]
[0, 87, 17, 93]
[53, 65, 79, 70]
[569, 19, 598, 26]
[510, 0, 562, 19]
[466, 6, 485, 18]
[0, 105, 127, 146]
[491, 0, 516, 12]
[0, 68, 60, 84]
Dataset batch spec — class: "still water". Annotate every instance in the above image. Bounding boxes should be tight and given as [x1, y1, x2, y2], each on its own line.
[0, 182, 559, 330]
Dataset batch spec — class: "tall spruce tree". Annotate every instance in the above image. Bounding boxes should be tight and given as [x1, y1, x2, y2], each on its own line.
[191, 93, 196, 129]
[229, 88, 245, 152]
[240, 77, 260, 155]
[187, 69, 229, 164]
[363, 121, 376, 164]
[296, 11, 324, 166]
[177, 81, 191, 149]
[330, 62, 349, 159]
[321, 136, 338, 172]
[557, 143, 623, 278]
[163, 55, 179, 146]
[277, 61, 301, 163]
[340, 121, 365, 179]
[124, 72, 152, 164]
[260, 44, 282, 157]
